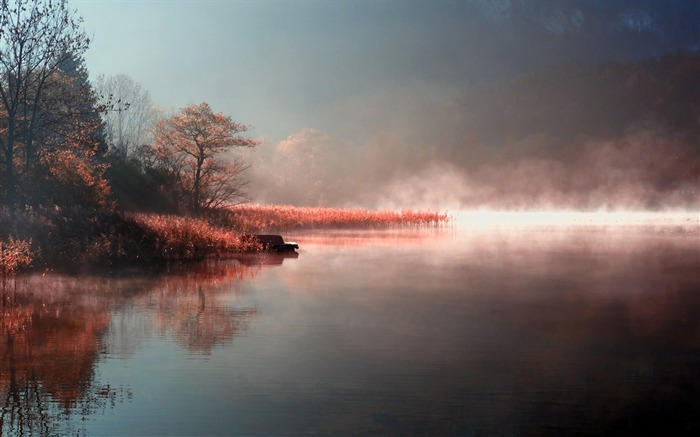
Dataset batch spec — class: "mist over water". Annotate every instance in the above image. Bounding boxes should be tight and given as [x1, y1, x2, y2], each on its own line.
[247, 116, 698, 211]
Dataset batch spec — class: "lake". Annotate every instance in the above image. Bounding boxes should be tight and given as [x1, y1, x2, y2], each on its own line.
[2, 215, 699, 436]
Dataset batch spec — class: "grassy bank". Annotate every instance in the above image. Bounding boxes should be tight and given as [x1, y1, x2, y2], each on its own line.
[0, 205, 449, 273]
[0, 208, 255, 273]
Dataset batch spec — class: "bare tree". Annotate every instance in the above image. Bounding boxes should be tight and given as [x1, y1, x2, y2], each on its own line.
[94, 73, 160, 159]
[0, 0, 91, 206]
[151, 102, 258, 212]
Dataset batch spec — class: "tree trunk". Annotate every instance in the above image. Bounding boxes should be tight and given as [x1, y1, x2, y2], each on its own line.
[3, 133, 16, 206]
[193, 157, 204, 212]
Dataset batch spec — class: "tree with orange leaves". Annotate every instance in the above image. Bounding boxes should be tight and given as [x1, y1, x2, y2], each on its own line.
[150, 102, 258, 212]
[0, 0, 95, 207]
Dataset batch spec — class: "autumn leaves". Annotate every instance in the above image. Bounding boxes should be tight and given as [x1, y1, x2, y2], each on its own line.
[149, 102, 259, 212]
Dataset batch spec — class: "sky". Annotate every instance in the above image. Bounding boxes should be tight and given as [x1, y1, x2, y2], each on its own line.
[72, 0, 699, 143]
[71, 0, 699, 209]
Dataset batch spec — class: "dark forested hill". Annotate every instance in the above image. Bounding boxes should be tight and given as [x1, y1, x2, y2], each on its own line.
[455, 51, 699, 149]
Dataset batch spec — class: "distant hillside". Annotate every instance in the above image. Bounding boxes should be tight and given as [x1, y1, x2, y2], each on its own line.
[456, 51, 700, 149]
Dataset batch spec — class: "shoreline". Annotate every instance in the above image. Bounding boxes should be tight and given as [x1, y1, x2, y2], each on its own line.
[1, 205, 450, 275]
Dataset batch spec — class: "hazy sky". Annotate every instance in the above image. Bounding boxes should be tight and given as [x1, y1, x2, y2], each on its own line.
[72, 0, 699, 144]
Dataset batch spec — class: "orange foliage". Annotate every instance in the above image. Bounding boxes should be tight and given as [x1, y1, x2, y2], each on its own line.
[151, 102, 258, 211]
[40, 148, 112, 208]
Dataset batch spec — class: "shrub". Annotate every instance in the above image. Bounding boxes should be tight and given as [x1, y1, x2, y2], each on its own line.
[0, 238, 33, 277]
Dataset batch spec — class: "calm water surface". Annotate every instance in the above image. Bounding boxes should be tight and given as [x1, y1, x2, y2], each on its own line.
[1, 222, 699, 436]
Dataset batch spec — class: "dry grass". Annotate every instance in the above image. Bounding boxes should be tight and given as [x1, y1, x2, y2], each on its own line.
[221, 204, 450, 232]
[131, 213, 259, 259]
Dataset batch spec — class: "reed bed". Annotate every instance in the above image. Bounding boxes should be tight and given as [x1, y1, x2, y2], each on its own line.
[223, 204, 450, 232]
[131, 213, 258, 260]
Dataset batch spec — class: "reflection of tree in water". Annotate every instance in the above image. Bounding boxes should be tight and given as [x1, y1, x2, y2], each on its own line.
[0, 259, 262, 436]
[141, 260, 260, 355]
[0, 277, 122, 436]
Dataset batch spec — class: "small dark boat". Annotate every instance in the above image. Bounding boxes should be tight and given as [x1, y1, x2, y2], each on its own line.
[252, 234, 299, 252]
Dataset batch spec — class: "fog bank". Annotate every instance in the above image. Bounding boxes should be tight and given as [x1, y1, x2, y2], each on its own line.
[247, 128, 698, 211]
